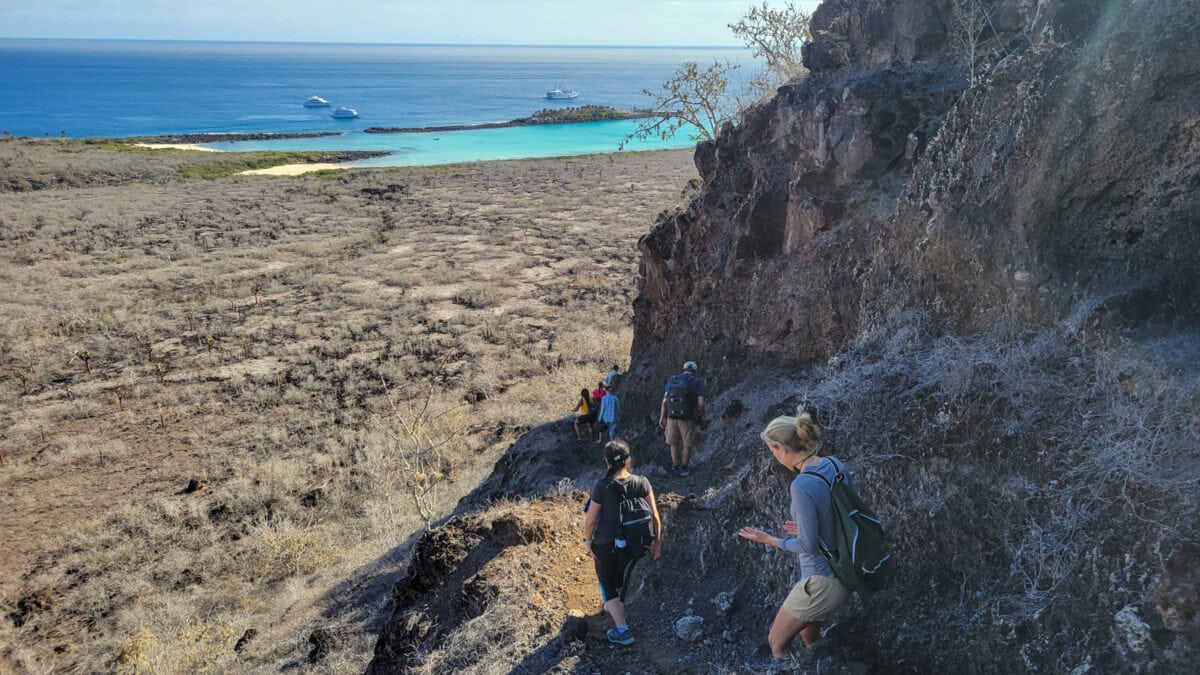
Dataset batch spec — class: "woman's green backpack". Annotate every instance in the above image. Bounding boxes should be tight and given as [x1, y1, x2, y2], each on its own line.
[802, 458, 892, 596]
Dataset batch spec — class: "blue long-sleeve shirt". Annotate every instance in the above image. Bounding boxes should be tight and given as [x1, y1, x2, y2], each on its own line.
[598, 391, 619, 424]
[777, 457, 852, 578]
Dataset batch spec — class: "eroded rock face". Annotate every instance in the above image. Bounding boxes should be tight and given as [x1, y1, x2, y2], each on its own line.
[632, 0, 1200, 397]
[875, 3, 1200, 334]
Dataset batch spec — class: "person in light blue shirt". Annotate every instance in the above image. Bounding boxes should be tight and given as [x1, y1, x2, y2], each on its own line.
[737, 413, 851, 661]
[603, 364, 620, 388]
[596, 384, 620, 442]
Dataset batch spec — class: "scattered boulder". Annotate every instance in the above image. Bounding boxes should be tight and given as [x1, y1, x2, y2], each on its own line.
[234, 628, 257, 653]
[8, 588, 54, 627]
[674, 615, 705, 642]
[1113, 605, 1151, 657]
[712, 590, 735, 615]
[307, 626, 349, 664]
[180, 478, 209, 494]
[299, 488, 324, 508]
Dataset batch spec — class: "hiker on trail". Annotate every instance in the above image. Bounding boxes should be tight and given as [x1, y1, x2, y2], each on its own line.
[603, 364, 621, 388]
[737, 414, 851, 661]
[591, 381, 608, 410]
[659, 361, 706, 477]
[572, 388, 594, 441]
[583, 440, 662, 646]
[595, 383, 620, 442]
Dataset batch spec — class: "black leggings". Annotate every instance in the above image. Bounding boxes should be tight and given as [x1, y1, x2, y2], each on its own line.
[592, 542, 641, 603]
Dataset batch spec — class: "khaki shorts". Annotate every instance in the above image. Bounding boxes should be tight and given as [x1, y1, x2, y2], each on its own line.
[665, 418, 697, 448]
[781, 574, 849, 622]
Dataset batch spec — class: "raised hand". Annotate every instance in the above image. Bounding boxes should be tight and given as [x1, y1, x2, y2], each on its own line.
[737, 526, 772, 546]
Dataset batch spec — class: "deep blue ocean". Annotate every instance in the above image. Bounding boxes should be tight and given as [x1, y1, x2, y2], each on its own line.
[0, 39, 754, 164]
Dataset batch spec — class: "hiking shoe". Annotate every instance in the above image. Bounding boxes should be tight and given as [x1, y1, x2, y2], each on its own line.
[679, 467, 690, 478]
[606, 627, 635, 646]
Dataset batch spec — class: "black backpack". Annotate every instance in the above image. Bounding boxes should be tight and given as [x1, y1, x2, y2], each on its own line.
[664, 374, 697, 420]
[606, 478, 656, 557]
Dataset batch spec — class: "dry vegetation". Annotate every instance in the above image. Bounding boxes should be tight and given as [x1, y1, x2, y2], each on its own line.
[0, 137, 697, 673]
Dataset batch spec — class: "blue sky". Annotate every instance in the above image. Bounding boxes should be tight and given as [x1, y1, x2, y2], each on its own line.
[1, 0, 822, 46]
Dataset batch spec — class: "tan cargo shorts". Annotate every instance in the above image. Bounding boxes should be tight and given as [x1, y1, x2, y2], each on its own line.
[781, 574, 850, 622]
[665, 418, 697, 448]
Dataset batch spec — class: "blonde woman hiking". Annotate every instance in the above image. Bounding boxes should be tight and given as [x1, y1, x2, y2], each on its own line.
[737, 413, 851, 664]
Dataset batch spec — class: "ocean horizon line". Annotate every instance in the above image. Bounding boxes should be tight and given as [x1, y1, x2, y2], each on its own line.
[0, 36, 747, 50]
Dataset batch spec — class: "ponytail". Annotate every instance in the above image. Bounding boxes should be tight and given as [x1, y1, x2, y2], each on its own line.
[604, 440, 632, 478]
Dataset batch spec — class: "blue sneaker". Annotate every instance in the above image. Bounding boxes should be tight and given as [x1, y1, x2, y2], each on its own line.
[606, 627, 634, 646]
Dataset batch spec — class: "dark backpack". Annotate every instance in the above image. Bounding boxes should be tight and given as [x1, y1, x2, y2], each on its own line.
[664, 374, 697, 420]
[606, 478, 656, 558]
[802, 458, 892, 596]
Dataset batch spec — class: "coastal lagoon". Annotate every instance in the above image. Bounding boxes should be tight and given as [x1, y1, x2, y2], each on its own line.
[1, 39, 749, 164]
[202, 119, 698, 166]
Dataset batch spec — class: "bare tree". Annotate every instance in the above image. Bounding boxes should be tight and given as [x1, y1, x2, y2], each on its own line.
[950, 0, 995, 86]
[729, 1, 812, 97]
[621, 60, 739, 149]
[376, 379, 464, 530]
[628, 3, 814, 148]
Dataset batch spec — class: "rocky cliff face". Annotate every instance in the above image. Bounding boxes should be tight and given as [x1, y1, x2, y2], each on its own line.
[633, 0, 1199, 392]
[372, 1, 1200, 672]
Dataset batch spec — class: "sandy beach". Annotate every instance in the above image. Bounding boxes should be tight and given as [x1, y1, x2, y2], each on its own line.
[238, 162, 346, 175]
[135, 142, 220, 152]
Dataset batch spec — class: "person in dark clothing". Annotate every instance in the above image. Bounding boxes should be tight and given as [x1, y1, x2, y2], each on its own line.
[603, 364, 621, 388]
[583, 441, 663, 646]
[659, 360, 706, 476]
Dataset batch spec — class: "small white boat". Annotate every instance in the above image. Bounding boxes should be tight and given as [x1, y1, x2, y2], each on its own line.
[546, 86, 578, 100]
[331, 107, 359, 119]
[304, 96, 331, 107]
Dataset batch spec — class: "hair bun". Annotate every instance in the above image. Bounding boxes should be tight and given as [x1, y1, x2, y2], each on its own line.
[795, 412, 821, 442]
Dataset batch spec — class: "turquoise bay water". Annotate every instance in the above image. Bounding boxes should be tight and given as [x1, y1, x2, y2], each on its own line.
[203, 119, 698, 167]
[1, 40, 749, 165]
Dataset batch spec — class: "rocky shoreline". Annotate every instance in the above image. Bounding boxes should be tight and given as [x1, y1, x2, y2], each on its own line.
[126, 131, 344, 143]
[364, 105, 653, 134]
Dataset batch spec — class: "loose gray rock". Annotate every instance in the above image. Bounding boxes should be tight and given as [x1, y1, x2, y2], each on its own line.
[674, 615, 704, 642]
[712, 590, 734, 614]
[1113, 605, 1150, 656]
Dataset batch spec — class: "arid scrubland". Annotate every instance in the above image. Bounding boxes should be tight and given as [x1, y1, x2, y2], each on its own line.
[0, 138, 697, 673]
